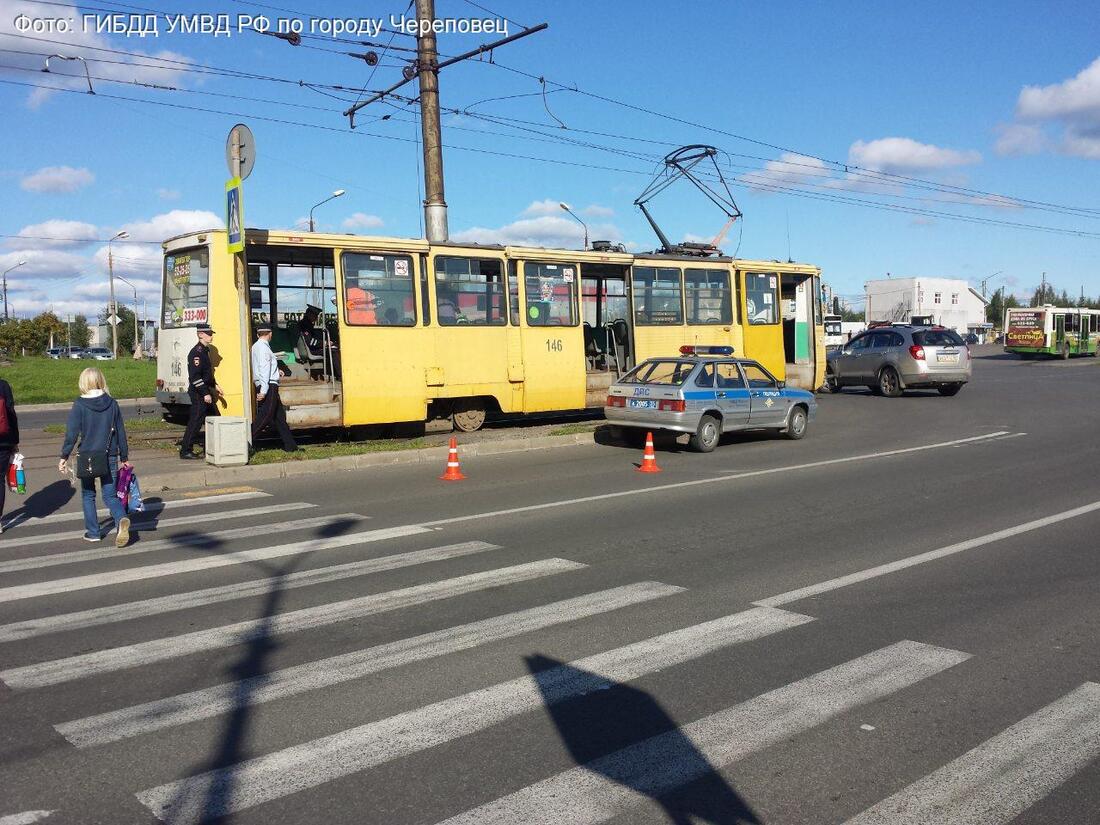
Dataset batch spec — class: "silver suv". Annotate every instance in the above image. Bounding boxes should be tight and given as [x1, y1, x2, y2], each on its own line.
[826, 325, 971, 397]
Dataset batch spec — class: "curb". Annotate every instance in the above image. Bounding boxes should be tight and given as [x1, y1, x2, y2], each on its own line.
[139, 432, 598, 491]
[19, 397, 158, 413]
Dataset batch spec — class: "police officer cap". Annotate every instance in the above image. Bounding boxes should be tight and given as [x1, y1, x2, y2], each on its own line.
[255, 324, 272, 334]
[305, 304, 321, 313]
[197, 324, 215, 335]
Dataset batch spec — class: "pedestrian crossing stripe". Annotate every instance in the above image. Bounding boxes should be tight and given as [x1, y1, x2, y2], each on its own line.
[59, 582, 685, 748]
[432, 641, 971, 825]
[3, 559, 587, 689]
[0, 490, 270, 531]
[0, 511, 363, 576]
[0, 524, 432, 604]
[133, 606, 813, 822]
[843, 681, 1100, 824]
[0, 541, 499, 644]
[0, 502, 317, 551]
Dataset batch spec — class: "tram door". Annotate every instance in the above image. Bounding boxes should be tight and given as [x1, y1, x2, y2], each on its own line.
[739, 269, 786, 378]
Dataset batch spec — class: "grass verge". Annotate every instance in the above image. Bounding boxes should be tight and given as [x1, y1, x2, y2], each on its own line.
[43, 416, 177, 435]
[549, 422, 599, 436]
[4, 358, 156, 404]
[249, 438, 427, 465]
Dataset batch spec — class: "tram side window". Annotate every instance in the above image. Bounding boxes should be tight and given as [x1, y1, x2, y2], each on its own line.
[524, 262, 577, 326]
[342, 252, 417, 326]
[275, 264, 335, 330]
[1065, 313, 1080, 334]
[684, 268, 732, 324]
[745, 272, 778, 325]
[434, 256, 506, 325]
[248, 263, 271, 326]
[163, 248, 210, 327]
[632, 266, 683, 325]
[508, 261, 520, 326]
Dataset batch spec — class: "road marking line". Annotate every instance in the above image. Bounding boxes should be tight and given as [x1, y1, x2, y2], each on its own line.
[4, 559, 585, 689]
[0, 511, 358, 575]
[0, 813, 55, 825]
[133, 606, 811, 821]
[844, 682, 1100, 824]
[0, 524, 431, 605]
[0, 491, 269, 530]
[432, 641, 971, 825]
[63, 582, 684, 749]
[418, 432, 1011, 529]
[0, 502, 317, 550]
[754, 499, 1100, 608]
[181, 486, 260, 498]
[0, 541, 499, 644]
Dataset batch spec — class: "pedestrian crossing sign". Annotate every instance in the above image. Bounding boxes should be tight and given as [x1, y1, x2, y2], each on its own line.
[226, 177, 244, 254]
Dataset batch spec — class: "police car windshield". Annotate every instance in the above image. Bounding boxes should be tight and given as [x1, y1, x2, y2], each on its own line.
[620, 360, 695, 386]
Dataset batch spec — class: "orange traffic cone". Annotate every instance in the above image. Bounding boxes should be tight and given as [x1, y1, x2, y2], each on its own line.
[636, 432, 662, 473]
[439, 436, 467, 481]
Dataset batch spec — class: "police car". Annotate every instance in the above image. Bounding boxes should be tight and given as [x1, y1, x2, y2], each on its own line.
[604, 346, 817, 452]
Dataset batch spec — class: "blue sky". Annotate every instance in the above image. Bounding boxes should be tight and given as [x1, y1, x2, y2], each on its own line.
[2, 0, 1099, 318]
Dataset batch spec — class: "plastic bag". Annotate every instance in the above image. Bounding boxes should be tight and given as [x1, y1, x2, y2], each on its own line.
[8, 453, 26, 494]
[115, 464, 134, 510]
[126, 473, 145, 513]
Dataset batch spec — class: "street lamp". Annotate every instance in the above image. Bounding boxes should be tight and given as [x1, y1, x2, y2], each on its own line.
[107, 230, 129, 358]
[114, 273, 140, 357]
[559, 202, 589, 250]
[2, 260, 26, 323]
[309, 189, 346, 232]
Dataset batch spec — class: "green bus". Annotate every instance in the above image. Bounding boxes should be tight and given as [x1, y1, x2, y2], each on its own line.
[1004, 306, 1100, 359]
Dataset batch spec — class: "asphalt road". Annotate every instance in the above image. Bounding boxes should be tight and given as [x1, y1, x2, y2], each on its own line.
[1, 349, 1098, 825]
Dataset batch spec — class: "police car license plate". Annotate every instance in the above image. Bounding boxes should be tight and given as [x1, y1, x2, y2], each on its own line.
[937, 353, 959, 364]
[628, 399, 657, 409]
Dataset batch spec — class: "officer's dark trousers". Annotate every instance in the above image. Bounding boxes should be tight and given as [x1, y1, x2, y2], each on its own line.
[181, 391, 217, 454]
[252, 385, 296, 451]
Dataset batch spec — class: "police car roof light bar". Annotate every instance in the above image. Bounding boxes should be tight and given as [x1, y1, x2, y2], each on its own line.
[679, 345, 735, 356]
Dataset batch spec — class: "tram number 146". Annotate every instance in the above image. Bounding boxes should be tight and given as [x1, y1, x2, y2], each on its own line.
[546, 338, 563, 352]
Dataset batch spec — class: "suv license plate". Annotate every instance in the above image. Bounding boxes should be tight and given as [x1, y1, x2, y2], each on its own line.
[937, 353, 959, 363]
[628, 399, 658, 409]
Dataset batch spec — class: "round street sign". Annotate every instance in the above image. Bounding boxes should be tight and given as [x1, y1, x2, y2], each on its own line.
[225, 123, 256, 180]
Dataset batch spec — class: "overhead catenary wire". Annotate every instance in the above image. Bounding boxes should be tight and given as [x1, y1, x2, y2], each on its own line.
[5, 75, 1100, 242]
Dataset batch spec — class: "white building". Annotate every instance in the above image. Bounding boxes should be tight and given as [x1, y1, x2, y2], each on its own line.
[864, 277, 989, 335]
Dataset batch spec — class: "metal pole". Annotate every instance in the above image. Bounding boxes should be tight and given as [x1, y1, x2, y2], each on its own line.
[132, 286, 139, 356]
[416, 0, 448, 241]
[108, 243, 118, 358]
[231, 129, 254, 445]
[2, 269, 7, 323]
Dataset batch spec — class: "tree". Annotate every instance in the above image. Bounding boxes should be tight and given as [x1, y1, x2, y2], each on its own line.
[70, 314, 91, 349]
[100, 304, 137, 355]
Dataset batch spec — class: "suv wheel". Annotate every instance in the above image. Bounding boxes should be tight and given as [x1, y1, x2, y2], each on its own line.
[878, 367, 903, 398]
[690, 414, 720, 453]
[825, 370, 841, 393]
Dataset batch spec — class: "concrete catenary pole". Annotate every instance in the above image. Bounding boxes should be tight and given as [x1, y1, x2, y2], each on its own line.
[416, 0, 448, 241]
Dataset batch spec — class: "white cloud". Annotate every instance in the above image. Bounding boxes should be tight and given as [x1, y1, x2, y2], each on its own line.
[522, 199, 566, 217]
[1006, 57, 1100, 159]
[0, 0, 195, 108]
[582, 205, 615, 218]
[0, 248, 87, 279]
[20, 166, 95, 194]
[994, 123, 1047, 157]
[848, 137, 982, 173]
[342, 213, 385, 230]
[453, 213, 624, 250]
[739, 152, 830, 190]
[10, 220, 99, 248]
[91, 209, 221, 279]
[157, 188, 181, 201]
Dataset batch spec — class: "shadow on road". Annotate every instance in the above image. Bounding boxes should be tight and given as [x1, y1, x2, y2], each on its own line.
[1, 479, 75, 529]
[528, 654, 760, 825]
[164, 516, 360, 824]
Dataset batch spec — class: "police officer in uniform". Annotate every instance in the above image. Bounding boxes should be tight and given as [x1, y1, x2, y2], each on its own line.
[180, 325, 220, 459]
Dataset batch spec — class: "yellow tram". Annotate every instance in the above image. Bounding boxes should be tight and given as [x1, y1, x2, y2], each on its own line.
[156, 229, 825, 431]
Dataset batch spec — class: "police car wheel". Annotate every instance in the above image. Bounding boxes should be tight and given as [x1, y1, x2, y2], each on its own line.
[690, 414, 720, 453]
[785, 407, 808, 440]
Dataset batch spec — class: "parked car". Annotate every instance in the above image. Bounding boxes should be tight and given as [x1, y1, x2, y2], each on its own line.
[46, 347, 64, 359]
[963, 333, 979, 345]
[826, 325, 971, 397]
[81, 347, 114, 360]
[605, 347, 817, 452]
[67, 348, 86, 359]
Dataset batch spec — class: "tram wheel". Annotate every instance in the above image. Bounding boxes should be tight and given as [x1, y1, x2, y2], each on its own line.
[452, 399, 487, 432]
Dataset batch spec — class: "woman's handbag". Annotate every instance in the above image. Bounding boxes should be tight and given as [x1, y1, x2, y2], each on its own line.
[75, 427, 114, 480]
